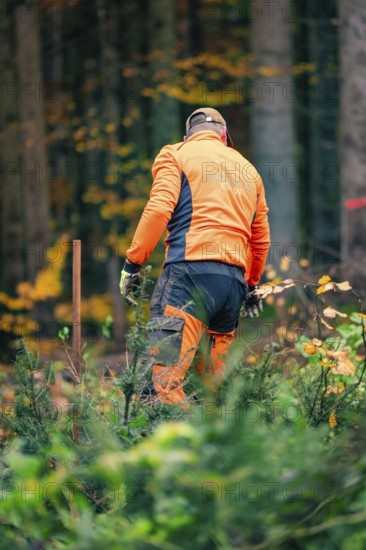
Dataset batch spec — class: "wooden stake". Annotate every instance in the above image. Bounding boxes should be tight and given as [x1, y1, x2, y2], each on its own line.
[72, 240, 81, 374]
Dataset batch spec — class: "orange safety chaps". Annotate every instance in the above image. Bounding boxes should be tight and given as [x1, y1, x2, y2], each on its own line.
[150, 305, 235, 409]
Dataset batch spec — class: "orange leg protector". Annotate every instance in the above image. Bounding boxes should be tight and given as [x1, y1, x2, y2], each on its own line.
[198, 330, 235, 391]
[151, 304, 205, 408]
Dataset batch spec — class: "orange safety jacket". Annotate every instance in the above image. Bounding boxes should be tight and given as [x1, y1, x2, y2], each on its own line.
[126, 130, 270, 286]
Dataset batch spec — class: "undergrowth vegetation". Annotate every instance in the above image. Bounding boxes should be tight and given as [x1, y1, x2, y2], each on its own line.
[0, 270, 365, 549]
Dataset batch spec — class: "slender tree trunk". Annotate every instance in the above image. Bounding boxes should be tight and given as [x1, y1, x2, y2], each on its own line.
[250, 0, 298, 261]
[177, 0, 192, 58]
[307, 3, 339, 262]
[47, 4, 69, 231]
[98, 0, 119, 133]
[0, 4, 24, 289]
[98, 0, 126, 338]
[339, 0, 366, 290]
[148, 0, 179, 153]
[16, 0, 50, 282]
[123, 0, 148, 153]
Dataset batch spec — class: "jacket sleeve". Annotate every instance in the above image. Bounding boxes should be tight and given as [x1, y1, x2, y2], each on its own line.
[245, 177, 270, 286]
[126, 146, 182, 264]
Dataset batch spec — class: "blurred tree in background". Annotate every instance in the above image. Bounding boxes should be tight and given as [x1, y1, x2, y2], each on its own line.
[0, 0, 365, 362]
[339, 0, 366, 290]
[251, 0, 298, 251]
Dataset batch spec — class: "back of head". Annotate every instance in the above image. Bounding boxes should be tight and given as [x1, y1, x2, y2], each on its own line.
[185, 107, 234, 147]
[186, 112, 223, 138]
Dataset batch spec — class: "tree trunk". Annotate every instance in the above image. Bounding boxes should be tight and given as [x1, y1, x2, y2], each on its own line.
[0, 4, 24, 289]
[339, 0, 366, 290]
[148, 0, 180, 153]
[307, 3, 339, 263]
[122, 0, 148, 153]
[250, 0, 298, 262]
[47, 4, 69, 231]
[98, 0, 126, 339]
[16, 0, 50, 282]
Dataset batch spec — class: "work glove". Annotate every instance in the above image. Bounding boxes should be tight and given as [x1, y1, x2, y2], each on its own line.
[119, 260, 142, 306]
[241, 285, 263, 318]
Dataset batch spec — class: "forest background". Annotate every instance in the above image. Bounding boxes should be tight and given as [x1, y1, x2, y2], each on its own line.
[0, 0, 365, 363]
[1, 2, 366, 548]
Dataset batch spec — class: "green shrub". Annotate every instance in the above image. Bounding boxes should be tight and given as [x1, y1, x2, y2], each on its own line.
[1, 276, 366, 549]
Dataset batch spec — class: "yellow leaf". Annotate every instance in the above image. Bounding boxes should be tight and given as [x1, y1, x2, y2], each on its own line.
[257, 279, 294, 299]
[280, 256, 291, 272]
[122, 117, 133, 127]
[318, 275, 331, 284]
[105, 123, 117, 134]
[323, 306, 347, 319]
[317, 282, 335, 295]
[303, 342, 317, 355]
[266, 269, 277, 280]
[105, 174, 117, 185]
[356, 312, 366, 319]
[256, 286, 274, 299]
[75, 142, 86, 153]
[323, 306, 336, 319]
[332, 361, 356, 377]
[257, 65, 282, 77]
[260, 280, 275, 286]
[14, 282, 33, 299]
[336, 281, 352, 291]
[325, 382, 345, 396]
[329, 409, 337, 429]
[117, 144, 133, 157]
[327, 350, 356, 376]
[73, 126, 86, 141]
[336, 308, 347, 318]
[320, 317, 334, 330]
[312, 338, 323, 347]
[142, 88, 155, 97]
